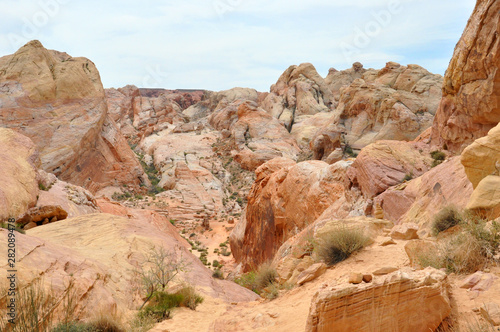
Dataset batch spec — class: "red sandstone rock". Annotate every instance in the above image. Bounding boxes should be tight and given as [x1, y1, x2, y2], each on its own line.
[431, 0, 500, 152]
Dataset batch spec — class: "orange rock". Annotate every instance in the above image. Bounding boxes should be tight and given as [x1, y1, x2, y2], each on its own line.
[348, 141, 433, 198]
[231, 158, 350, 270]
[0, 41, 148, 193]
[306, 268, 451, 332]
[431, 0, 500, 152]
[0, 128, 39, 220]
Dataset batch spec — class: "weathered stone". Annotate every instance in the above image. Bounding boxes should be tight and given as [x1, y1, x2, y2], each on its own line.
[390, 223, 420, 240]
[349, 273, 363, 284]
[431, 0, 500, 152]
[373, 267, 399, 276]
[297, 263, 327, 286]
[306, 268, 451, 332]
[481, 303, 500, 326]
[466, 175, 500, 218]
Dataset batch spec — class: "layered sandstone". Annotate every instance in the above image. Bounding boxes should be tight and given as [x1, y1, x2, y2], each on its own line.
[210, 100, 300, 171]
[306, 268, 451, 332]
[230, 157, 350, 270]
[431, 0, 500, 152]
[0, 41, 147, 193]
[347, 141, 433, 198]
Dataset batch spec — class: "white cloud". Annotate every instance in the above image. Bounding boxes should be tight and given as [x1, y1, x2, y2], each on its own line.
[0, 0, 476, 91]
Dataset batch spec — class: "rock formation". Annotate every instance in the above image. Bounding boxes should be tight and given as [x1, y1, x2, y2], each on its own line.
[230, 157, 350, 270]
[0, 41, 147, 193]
[347, 140, 433, 198]
[431, 0, 500, 152]
[0, 128, 39, 221]
[306, 268, 451, 332]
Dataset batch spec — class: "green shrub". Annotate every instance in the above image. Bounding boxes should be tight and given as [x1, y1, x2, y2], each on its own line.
[51, 322, 90, 332]
[212, 269, 224, 279]
[316, 226, 369, 266]
[430, 150, 446, 161]
[0, 222, 25, 234]
[235, 271, 258, 293]
[432, 206, 463, 235]
[403, 173, 413, 182]
[177, 285, 204, 310]
[212, 260, 220, 268]
[431, 150, 446, 167]
[255, 262, 278, 291]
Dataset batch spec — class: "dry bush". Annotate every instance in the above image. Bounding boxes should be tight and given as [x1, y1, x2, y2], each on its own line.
[432, 206, 463, 235]
[316, 226, 369, 266]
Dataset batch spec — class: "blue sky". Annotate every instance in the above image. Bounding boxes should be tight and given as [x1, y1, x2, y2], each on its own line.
[0, 0, 476, 91]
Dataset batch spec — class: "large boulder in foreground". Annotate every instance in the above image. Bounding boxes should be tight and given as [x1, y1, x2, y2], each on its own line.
[306, 268, 451, 332]
[0, 128, 39, 221]
[0, 40, 147, 193]
[230, 157, 350, 270]
[431, 0, 500, 152]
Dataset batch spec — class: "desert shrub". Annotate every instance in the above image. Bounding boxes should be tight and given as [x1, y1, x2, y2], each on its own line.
[418, 212, 499, 274]
[138, 286, 203, 322]
[431, 150, 446, 161]
[52, 315, 124, 332]
[316, 226, 369, 266]
[136, 246, 190, 309]
[432, 206, 464, 235]
[235, 263, 278, 296]
[403, 173, 413, 182]
[255, 262, 278, 291]
[51, 322, 90, 332]
[431, 150, 446, 167]
[212, 269, 224, 279]
[235, 271, 258, 293]
[0, 280, 56, 332]
[0, 222, 25, 234]
[261, 283, 279, 300]
[177, 285, 204, 310]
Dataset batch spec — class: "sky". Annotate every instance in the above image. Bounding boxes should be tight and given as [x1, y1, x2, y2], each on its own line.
[0, 0, 476, 92]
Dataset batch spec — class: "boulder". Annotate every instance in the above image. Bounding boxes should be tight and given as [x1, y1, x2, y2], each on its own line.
[431, 0, 500, 152]
[377, 157, 473, 230]
[305, 268, 451, 332]
[0, 41, 147, 193]
[17, 205, 68, 227]
[461, 122, 500, 188]
[0, 128, 39, 221]
[230, 158, 350, 270]
[297, 263, 327, 286]
[390, 223, 420, 240]
[347, 141, 433, 198]
[466, 175, 500, 218]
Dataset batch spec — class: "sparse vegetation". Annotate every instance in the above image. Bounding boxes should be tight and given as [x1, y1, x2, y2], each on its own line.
[432, 206, 463, 235]
[431, 150, 446, 167]
[235, 262, 278, 296]
[316, 225, 369, 266]
[0, 222, 25, 234]
[136, 246, 191, 309]
[212, 269, 224, 279]
[138, 286, 203, 322]
[403, 172, 413, 182]
[417, 210, 500, 274]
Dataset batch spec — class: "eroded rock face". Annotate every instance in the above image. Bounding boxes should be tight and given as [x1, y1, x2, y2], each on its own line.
[315, 62, 442, 152]
[210, 100, 301, 171]
[0, 128, 39, 221]
[377, 157, 473, 231]
[230, 158, 350, 270]
[261, 63, 334, 130]
[461, 122, 500, 189]
[0, 210, 258, 321]
[347, 141, 433, 198]
[306, 268, 451, 332]
[0, 41, 147, 193]
[431, 0, 500, 152]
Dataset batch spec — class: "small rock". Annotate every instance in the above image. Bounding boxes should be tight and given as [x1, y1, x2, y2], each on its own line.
[297, 263, 327, 286]
[349, 273, 363, 284]
[390, 223, 419, 240]
[228, 218, 235, 225]
[362, 274, 373, 283]
[380, 237, 396, 246]
[460, 272, 483, 289]
[42, 218, 50, 225]
[373, 267, 398, 276]
[23, 221, 37, 230]
[481, 303, 500, 326]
